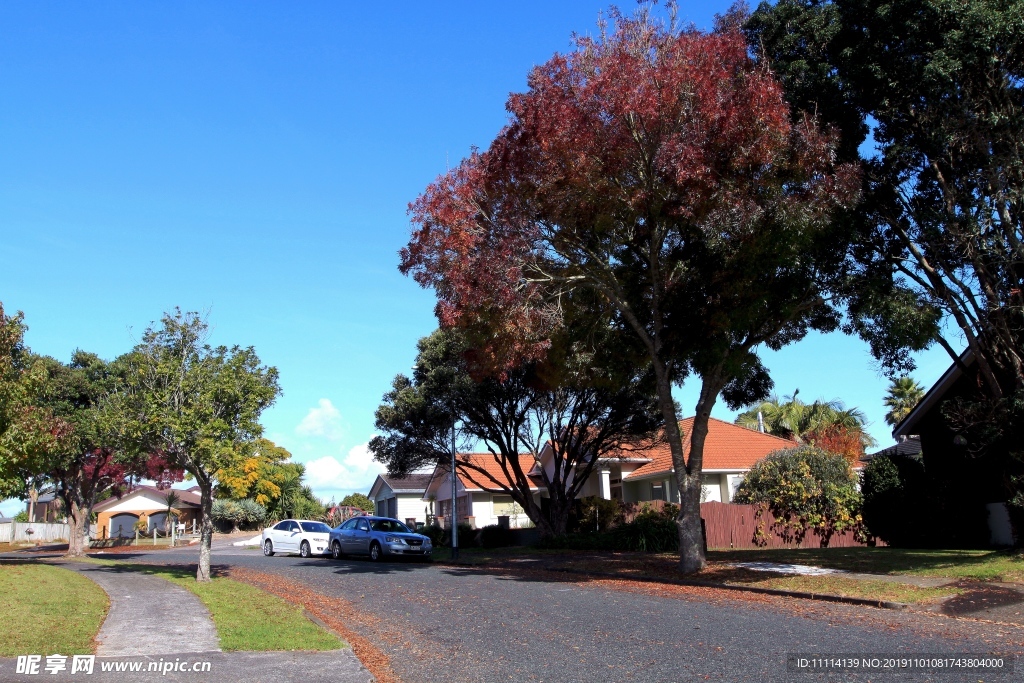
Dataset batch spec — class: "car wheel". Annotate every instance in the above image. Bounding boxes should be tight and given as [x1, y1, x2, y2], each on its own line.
[300, 541, 311, 558]
[369, 541, 382, 562]
[331, 541, 344, 560]
[263, 540, 274, 557]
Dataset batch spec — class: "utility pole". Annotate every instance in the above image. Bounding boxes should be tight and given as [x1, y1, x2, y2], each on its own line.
[451, 416, 459, 560]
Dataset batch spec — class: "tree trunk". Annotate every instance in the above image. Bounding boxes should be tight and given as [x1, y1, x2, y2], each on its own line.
[544, 498, 571, 537]
[197, 479, 214, 582]
[27, 486, 37, 524]
[676, 474, 704, 573]
[65, 500, 90, 557]
[677, 380, 723, 573]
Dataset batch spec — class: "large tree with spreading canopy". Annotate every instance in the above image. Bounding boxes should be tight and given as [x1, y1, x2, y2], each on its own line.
[122, 310, 280, 581]
[401, 5, 860, 572]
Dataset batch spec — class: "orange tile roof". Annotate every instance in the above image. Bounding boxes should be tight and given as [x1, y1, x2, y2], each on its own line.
[622, 417, 796, 479]
[454, 453, 541, 492]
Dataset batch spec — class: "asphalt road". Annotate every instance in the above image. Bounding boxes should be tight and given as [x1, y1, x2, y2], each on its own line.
[97, 542, 1022, 683]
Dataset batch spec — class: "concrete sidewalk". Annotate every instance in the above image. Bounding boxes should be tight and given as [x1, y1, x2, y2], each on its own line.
[25, 561, 375, 682]
[57, 561, 220, 656]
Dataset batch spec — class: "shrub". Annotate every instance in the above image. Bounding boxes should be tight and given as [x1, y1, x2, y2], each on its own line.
[420, 524, 447, 547]
[13, 511, 28, 523]
[479, 524, 515, 549]
[211, 499, 268, 531]
[734, 445, 862, 547]
[862, 454, 929, 546]
[418, 522, 478, 547]
[539, 504, 680, 553]
[571, 496, 622, 533]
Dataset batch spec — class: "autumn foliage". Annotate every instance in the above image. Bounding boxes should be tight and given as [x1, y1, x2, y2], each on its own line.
[403, 15, 859, 371]
[402, 6, 859, 573]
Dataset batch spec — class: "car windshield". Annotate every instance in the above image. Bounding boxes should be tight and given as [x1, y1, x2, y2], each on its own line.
[370, 519, 410, 533]
[300, 522, 331, 533]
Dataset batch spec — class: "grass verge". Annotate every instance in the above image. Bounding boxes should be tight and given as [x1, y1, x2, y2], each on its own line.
[708, 547, 1024, 582]
[697, 565, 959, 604]
[88, 561, 342, 651]
[0, 563, 108, 655]
[443, 548, 964, 604]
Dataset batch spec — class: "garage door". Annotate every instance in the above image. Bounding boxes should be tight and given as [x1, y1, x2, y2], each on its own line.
[109, 514, 138, 538]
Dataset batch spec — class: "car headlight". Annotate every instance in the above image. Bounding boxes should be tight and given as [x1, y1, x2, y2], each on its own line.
[385, 536, 405, 543]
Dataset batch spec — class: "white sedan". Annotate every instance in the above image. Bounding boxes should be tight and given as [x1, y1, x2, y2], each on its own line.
[262, 519, 332, 558]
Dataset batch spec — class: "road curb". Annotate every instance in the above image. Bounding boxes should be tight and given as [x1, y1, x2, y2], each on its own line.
[437, 559, 911, 610]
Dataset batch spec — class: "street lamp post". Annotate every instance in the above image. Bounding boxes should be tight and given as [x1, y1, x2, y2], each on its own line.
[451, 416, 459, 560]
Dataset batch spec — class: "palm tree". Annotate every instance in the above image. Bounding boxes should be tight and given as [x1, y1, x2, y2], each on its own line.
[883, 377, 925, 427]
[163, 490, 180, 535]
[736, 390, 876, 449]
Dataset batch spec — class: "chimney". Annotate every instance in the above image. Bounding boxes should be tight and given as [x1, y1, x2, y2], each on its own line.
[757, 411, 765, 433]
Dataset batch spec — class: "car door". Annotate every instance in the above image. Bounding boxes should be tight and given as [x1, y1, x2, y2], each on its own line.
[280, 520, 300, 552]
[267, 521, 288, 549]
[353, 518, 372, 554]
[338, 518, 357, 552]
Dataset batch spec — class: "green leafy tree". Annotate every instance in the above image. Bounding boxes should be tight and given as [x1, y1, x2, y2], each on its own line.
[339, 493, 373, 512]
[264, 462, 306, 521]
[292, 485, 326, 521]
[861, 454, 929, 546]
[734, 445, 863, 547]
[122, 309, 280, 581]
[0, 304, 57, 501]
[883, 377, 925, 428]
[27, 352, 183, 556]
[370, 328, 661, 538]
[746, 0, 1024, 490]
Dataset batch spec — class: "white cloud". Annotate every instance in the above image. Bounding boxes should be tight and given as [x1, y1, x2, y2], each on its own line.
[303, 442, 385, 500]
[296, 399, 343, 442]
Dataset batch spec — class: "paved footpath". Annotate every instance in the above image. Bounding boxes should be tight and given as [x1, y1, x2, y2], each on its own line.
[59, 561, 221, 656]
[0, 559, 374, 683]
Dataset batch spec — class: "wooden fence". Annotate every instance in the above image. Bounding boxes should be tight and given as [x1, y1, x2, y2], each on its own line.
[700, 501, 874, 549]
[621, 500, 873, 549]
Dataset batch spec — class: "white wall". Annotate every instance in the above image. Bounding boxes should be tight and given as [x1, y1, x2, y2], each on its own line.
[102, 493, 173, 513]
[396, 494, 427, 524]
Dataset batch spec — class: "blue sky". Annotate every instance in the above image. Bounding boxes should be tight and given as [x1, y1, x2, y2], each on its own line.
[0, 2, 958, 516]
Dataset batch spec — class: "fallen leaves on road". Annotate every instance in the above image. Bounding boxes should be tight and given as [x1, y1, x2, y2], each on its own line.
[230, 567, 401, 683]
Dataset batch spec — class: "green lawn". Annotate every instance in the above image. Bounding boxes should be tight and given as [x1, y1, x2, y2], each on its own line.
[89, 561, 342, 651]
[0, 563, 109, 656]
[707, 547, 1024, 582]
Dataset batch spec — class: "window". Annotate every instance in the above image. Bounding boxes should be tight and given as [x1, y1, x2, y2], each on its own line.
[651, 482, 665, 501]
[371, 519, 410, 533]
[300, 522, 332, 533]
[274, 521, 290, 531]
[356, 519, 370, 532]
[340, 518, 358, 531]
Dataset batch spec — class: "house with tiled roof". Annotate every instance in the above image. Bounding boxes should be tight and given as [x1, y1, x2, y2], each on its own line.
[611, 417, 797, 504]
[94, 485, 203, 539]
[422, 454, 542, 529]
[422, 419, 795, 527]
[368, 473, 434, 526]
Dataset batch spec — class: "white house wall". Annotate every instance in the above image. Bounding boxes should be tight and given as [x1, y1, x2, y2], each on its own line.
[102, 494, 175, 513]
[396, 495, 427, 524]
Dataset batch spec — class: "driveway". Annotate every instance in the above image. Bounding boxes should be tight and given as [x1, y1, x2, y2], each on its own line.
[93, 543, 1022, 682]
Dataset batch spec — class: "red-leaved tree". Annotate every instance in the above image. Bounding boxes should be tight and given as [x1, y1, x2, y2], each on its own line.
[402, 5, 859, 572]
